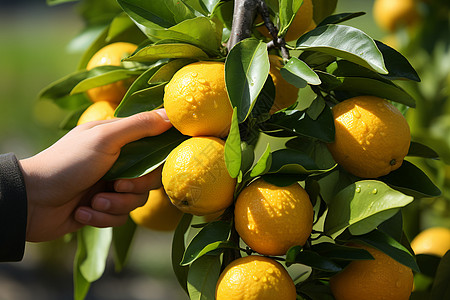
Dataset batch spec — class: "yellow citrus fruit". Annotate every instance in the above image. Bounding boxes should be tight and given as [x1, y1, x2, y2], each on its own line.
[215, 255, 297, 300]
[258, 0, 314, 41]
[234, 178, 313, 256]
[86, 42, 138, 104]
[130, 187, 183, 231]
[161, 137, 236, 216]
[330, 244, 414, 300]
[163, 61, 233, 138]
[268, 55, 299, 114]
[77, 101, 117, 125]
[410, 227, 450, 257]
[327, 96, 411, 178]
[373, 0, 420, 32]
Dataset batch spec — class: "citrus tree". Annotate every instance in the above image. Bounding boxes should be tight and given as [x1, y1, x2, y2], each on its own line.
[39, 0, 449, 299]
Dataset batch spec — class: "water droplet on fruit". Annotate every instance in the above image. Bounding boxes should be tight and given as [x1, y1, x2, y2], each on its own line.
[352, 109, 361, 118]
[198, 78, 206, 84]
[267, 268, 274, 274]
[186, 95, 194, 102]
[191, 72, 198, 77]
[372, 188, 378, 194]
[252, 275, 259, 281]
[355, 187, 361, 193]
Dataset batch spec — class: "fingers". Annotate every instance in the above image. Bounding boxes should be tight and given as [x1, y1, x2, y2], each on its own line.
[114, 165, 163, 194]
[74, 191, 149, 227]
[94, 109, 172, 150]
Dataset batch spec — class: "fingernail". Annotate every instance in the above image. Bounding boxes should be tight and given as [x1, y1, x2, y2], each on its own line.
[154, 108, 170, 122]
[76, 209, 92, 223]
[94, 197, 111, 211]
[115, 180, 134, 192]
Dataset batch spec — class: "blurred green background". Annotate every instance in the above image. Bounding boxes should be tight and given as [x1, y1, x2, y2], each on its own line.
[0, 0, 448, 299]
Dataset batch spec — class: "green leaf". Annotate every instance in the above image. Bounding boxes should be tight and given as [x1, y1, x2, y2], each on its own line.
[104, 127, 189, 180]
[306, 94, 326, 120]
[172, 214, 193, 295]
[375, 40, 420, 82]
[311, 242, 374, 261]
[225, 38, 270, 123]
[278, 0, 303, 37]
[281, 56, 321, 87]
[225, 108, 242, 178]
[311, 0, 337, 23]
[250, 143, 272, 177]
[407, 141, 440, 159]
[431, 252, 450, 300]
[263, 106, 335, 143]
[241, 142, 256, 175]
[317, 12, 366, 27]
[268, 149, 326, 175]
[79, 226, 112, 282]
[324, 180, 414, 238]
[118, 0, 195, 29]
[74, 230, 91, 300]
[296, 24, 388, 74]
[47, 0, 79, 5]
[331, 76, 416, 108]
[112, 216, 137, 272]
[125, 43, 208, 62]
[286, 246, 342, 272]
[380, 160, 441, 198]
[181, 221, 232, 266]
[416, 254, 442, 278]
[71, 68, 143, 94]
[351, 229, 420, 272]
[182, 0, 221, 16]
[187, 255, 222, 300]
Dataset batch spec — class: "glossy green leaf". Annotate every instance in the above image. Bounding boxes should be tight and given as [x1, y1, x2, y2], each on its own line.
[407, 141, 439, 159]
[317, 12, 366, 27]
[278, 0, 303, 37]
[79, 226, 112, 282]
[225, 38, 270, 123]
[296, 24, 387, 74]
[112, 217, 137, 272]
[326, 60, 392, 84]
[71, 68, 143, 94]
[431, 252, 450, 300]
[351, 229, 420, 272]
[263, 106, 335, 143]
[74, 230, 91, 300]
[380, 160, 441, 198]
[126, 43, 208, 62]
[187, 255, 222, 300]
[281, 56, 321, 87]
[181, 221, 232, 266]
[104, 127, 189, 180]
[324, 180, 414, 238]
[225, 108, 242, 178]
[241, 142, 256, 175]
[268, 149, 325, 175]
[286, 246, 342, 272]
[332, 76, 416, 108]
[250, 143, 272, 177]
[311, 242, 374, 261]
[306, 95, 326, 120]
[311, 0, 337, 23]
[375, 40, 420, 82]
[183, 0, 221, 16]
[416, 254, 441, 278]
[172, 214, 193, 295]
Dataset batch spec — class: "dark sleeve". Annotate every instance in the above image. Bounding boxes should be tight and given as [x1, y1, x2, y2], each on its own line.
[0, 153, 27, 262]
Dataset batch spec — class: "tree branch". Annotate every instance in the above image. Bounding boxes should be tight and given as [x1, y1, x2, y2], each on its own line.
[227, 0, 259, 50]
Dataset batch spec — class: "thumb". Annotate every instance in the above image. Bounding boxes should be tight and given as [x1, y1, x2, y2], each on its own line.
[96, 108, 173, 149]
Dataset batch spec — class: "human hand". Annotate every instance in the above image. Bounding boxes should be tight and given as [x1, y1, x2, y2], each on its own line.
[19, 109, 172, 242]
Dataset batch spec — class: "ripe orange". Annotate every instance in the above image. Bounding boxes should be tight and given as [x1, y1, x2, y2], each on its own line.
[86, 42, 138, 104]
[258, 0, 314, 41]
[163, 61, 233, 138]
[330, 244, 414, 300]
[268, 55, 299, 114]
[373, 0, 420, 32]
[77, 101, 117, 125]
[327, 96, 411, 178]
[215, 255, 297, 300]
[410, 227, 450, 257]
[161, 137, 236, 216]
[234, 178, 313, 256]
[130, 187, 183, 231]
